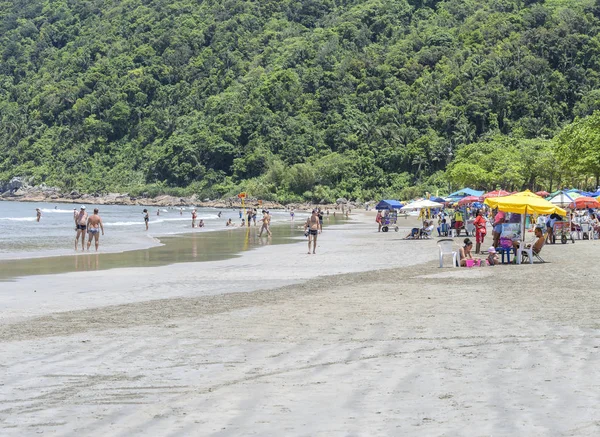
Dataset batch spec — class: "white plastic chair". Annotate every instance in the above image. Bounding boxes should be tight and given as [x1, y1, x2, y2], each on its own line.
[580, 223, 593, 241]
[438, 239, 457, 268]
[465, 220, 476, 236]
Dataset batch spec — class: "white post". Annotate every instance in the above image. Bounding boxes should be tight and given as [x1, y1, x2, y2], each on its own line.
[518, 210, 526, 265]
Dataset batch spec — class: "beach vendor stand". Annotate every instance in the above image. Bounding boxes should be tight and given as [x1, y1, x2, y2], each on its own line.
[484, 190, 566, 264]
[375, 200, 403, 232]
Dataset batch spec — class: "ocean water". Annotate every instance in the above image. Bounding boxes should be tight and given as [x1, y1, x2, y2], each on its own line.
[0, 201, 306, 260]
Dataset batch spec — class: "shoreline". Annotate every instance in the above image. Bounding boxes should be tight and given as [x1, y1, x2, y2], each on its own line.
[0, 213, 347, 282]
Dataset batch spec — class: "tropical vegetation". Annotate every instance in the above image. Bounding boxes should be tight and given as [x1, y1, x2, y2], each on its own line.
[1, 0, 600, 202]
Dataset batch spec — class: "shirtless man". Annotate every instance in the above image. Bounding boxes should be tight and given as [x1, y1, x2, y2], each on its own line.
[192, 209, 197, 228]
[258, 210, 272, 237]
[86, 208, 104, 251]
[74, 206, 88, 251]
[304, 209, 322, 254]
[36, 208, 42, 222]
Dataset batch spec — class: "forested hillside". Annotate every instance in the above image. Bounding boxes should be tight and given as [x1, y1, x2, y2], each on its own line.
[1, 0, 600, 202]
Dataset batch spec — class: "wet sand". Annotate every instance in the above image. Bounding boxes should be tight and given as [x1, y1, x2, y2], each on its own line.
[0, 217, 346, 282]
[1, 213, 600, 436]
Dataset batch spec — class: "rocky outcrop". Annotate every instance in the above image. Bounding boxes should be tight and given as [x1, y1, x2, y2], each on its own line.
[0, 178, 360, 209]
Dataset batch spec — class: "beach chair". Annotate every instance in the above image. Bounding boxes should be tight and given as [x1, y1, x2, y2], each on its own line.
[518, 242, 546, 264]
[580, 223, 593, 241]
[438, 239, 458, 268]
[465, 220, 476, 236]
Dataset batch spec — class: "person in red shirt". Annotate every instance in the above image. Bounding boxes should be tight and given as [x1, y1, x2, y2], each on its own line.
[473, 209, 487, 254]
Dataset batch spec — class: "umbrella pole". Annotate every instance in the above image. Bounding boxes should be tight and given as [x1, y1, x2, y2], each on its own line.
[518, 209, 526, 265]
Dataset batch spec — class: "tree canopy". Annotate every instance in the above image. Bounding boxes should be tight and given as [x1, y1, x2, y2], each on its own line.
[1, 0, 599, 201]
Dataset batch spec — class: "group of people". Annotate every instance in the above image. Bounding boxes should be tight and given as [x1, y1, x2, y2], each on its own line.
[73, 206, 104, 251]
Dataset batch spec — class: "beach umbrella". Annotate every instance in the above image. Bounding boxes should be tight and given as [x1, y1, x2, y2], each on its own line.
[483, 190, 510, 198]
[535, 191, 549, 197]
[429, 196, 446, 203]
[400, 199, 444, 210]
[547, 191, 577, 208]
[457, 195, 483, 206]
[485, 190, 566, 216]
[484, 190, 567, 264]
[568, 197, 600, 210]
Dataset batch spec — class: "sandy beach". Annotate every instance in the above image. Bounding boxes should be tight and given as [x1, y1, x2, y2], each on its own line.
[1, 212, 599, 436]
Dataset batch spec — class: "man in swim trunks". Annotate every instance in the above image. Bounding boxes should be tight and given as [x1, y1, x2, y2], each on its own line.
[304, 209, 321, 254]
[258, 210, 272, 237]
[74, 206, 88, 251]
[86, 208, 104, 251]
[192, 209, 197, 228]
[36, 208, 42, 222]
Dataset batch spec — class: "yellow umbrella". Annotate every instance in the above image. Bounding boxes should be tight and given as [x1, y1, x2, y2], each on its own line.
[484, 190, 566, 216]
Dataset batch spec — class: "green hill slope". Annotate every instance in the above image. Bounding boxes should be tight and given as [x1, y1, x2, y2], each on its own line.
[2, 0, 600, 200]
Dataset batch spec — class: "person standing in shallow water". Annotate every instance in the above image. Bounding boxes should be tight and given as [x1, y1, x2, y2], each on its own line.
[86, 208, 104, 251]
[143, 209, 149, 231]
[258, 210, 272, 237]
[35, 208, 42, 222]
[74, 206, 88, 251]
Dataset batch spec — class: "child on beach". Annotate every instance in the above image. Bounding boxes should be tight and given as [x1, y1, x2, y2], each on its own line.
[486, 246, 499, 266]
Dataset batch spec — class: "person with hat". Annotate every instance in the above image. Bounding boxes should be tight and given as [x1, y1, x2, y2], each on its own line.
[486, 246, 499, 266]
[74, 206, 88, 251]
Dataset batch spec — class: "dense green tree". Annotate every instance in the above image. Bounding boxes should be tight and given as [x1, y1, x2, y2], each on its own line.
[1, 0, 599, 200]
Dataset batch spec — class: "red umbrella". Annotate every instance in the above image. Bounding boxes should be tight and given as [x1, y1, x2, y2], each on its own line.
[568, 197, 600, 209]
[483, 190, 510, 198]
[458, 195, 483, 206]
[535, 191, 549, 197]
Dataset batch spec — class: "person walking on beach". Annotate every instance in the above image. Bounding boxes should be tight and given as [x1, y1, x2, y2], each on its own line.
[258, 210, 272, 237]
[36, 208, 42, 222]
[247, 208, 253, 227]
[318, 208, 324, 232]
[74, 206, 88, 251]
[252, 209, 257, 226]
[192, 209, 197, 228]
[86, 208, 104, 251]
[143, 209, 149, 230]
[304, 209, 322, 254]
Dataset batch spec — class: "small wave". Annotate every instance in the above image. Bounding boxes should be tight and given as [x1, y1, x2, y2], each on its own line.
[40, 208, 75, 213]
[104, 221, 141, 227]
[0, 217, 37, 222]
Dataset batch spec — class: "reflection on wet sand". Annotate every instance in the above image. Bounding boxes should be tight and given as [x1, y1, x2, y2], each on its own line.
[0, 217, 345, 282]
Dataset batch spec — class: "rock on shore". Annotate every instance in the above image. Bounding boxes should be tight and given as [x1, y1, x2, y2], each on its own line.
[1, 178, 362, 211]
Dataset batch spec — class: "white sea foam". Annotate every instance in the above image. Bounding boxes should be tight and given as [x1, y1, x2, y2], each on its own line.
[0, 217, 37, 222]
[39, 208, 75, 213]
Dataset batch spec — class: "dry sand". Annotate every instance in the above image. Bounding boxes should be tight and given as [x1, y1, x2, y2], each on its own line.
[1, 213, 600, 436]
